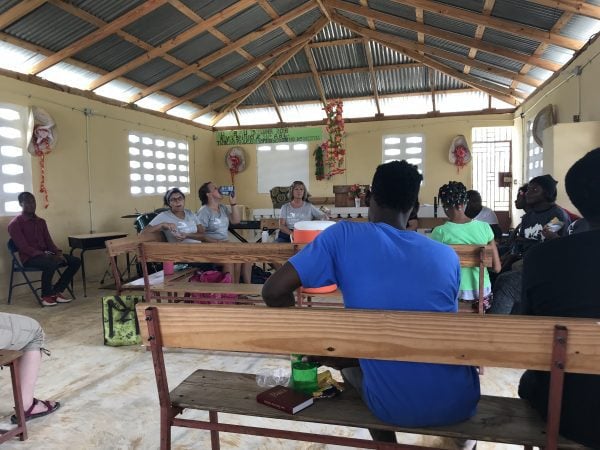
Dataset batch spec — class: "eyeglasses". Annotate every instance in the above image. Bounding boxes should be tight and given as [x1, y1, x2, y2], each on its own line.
[169, 196, 184, 203]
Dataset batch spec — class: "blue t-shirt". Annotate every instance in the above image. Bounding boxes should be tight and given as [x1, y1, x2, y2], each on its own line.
[290, 221, 480, 427]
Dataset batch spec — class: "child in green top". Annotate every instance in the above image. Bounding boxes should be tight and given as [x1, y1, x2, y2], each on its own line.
[431, 181, 501, 311]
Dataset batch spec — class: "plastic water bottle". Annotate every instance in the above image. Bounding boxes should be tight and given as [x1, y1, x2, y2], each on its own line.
[261, 227, 269, 243]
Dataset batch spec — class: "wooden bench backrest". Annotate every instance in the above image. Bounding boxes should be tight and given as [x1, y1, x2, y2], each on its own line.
[137, 304, 600, 375]
[450, 244, 493, 268]
[105, 231, 165, 257]
[139, 241, 296, 264]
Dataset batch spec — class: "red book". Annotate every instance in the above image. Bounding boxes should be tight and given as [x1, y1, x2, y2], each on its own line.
[256, 385, 314, 414]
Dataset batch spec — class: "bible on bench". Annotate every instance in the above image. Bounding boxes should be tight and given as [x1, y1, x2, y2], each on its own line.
[256, 385, 313, 414]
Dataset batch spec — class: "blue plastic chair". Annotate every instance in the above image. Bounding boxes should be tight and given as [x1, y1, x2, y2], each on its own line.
[7, 239, 76, 307]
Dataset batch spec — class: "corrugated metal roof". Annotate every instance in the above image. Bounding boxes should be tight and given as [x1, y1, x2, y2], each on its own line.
[0, 41, 44, 73]
[277, 52, 310, 75]
[168, 33, 225, 65]
[336, 10, 370, 28]
[241, 85, 271, 106]
[481, 28, 539, 56]
[475, 51, 524, 73]
[321, 72, 373, 98]
[38, 61, 100, 89]
[310, 42, 367, 71]
[192, 86, 230, 106]
[370, 41, 415, 65]
[94, 79, 139, 102]
[237, 107, 280, 125]
[287, 7, 323, 36]
[125, 58, 181, 86]
[243, 29, 290, 58]
[313, 21, 355, 42]
[270, 78, 319, 102]
[162, 75, 207, 97]
[216, 4, 271, 41]
[560, 15, 600, 41]
[75, 35, 146, 72]
[6, 3, 96, 52]
[70, 0, 145, 22]
[423, 11, 477, 38]
[134, 93, 173, 110]
[516, 83, 536, 95]
[228, 67, 263, 90]
[468, 68, 512, 87]
[367, 0, 416, 21]
[270, 0, 312, 17]
[430, 56, 465, 74]
[203, 53, 249, 78]
[492, 0, 562, 31]
[122, 4, 195, 47]
[376, 66, 429, 94]
[179, 0, 240, 20]
[0, 0, 21, 15]
[432, 71, 468, 90]
[167, 103, 200, 119]
[526, 67, 553, 82]
[374, 21, 418, 42]
[541, 44, 575, 64]
[425, 36, 471, 57]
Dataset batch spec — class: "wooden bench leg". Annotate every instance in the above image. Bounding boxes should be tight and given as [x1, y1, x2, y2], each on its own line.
[0, 358, 27, 444]
[209, 411, 220, 450]
[160, 405, 171, 450]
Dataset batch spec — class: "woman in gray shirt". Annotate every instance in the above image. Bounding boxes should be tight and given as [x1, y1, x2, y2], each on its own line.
[277, 181, 327, 242]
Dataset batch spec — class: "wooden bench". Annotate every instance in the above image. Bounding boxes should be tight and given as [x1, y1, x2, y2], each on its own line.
[105, 231, 165, 294]
[136, 304, 598, 450]
[0, 349, 27, 443]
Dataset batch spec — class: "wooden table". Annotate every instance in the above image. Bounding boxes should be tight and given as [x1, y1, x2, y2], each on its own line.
[68, 232, 127, 297]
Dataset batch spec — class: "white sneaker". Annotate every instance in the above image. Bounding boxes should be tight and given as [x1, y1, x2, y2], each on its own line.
[41, 296, 58, 307]
[55, 292, 72, 303]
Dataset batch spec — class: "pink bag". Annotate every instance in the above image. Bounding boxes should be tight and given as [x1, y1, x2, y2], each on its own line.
[187, 270, 238, 304]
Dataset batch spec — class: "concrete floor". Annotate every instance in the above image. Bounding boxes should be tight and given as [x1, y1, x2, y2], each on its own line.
[1, 275, 524, 449]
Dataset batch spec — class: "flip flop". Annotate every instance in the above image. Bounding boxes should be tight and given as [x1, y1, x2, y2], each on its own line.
[11, 398, 61, 424]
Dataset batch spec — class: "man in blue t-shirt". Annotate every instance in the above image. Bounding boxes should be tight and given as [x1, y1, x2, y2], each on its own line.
[262, 161, 480, 444]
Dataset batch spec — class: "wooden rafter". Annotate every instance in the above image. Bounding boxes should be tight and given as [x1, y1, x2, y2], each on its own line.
[169, 0, 266, 72]
[359, 0, 376, 30]
[28, 0, 167, 75]
[271, 62, 423, 80]
[333, 13, 521, 106]
[415, 7, 425, 46]
[0, 0, 45, 29]
[258, 0, 296, 38]
[130, 1, 317, 103]
[465, 0, 495, 75]
[86, 0, 255, 91]
[430, 69, 437, 111]
[204, 18, 329, 124]
[309, 37, 363, 48]
[333, 12, 539, 89]
[47, 0, 235, 96]
[328, 0, 562, 72]
[265, 81, 284, 122]
[304, 47, 328, 105]
[526, 0, 600, 20]
[389, 0, 584, 50]
[363, 38, 381, 115]
[315, 0, 333, 22]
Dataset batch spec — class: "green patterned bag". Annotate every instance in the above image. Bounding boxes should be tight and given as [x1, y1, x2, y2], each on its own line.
[102, 295, 143, 346]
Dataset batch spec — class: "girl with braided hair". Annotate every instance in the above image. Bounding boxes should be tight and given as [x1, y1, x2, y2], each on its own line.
[431, 181, 501, 311]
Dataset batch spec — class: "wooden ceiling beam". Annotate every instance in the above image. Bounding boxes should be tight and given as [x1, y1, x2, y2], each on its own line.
[328, 0, 562, 72]
[309, 37, 363, 48]
[271, 62, 423, 80]
[304, 47, 328, 105]
[315, 0, 333, 22]
[258, 0, 296, 38]
[265, 81, 284, 122]
[28, 0, 167, 75]
[333, 13, 521, 106]
[86, 0, 255, 91]
[131, 1, 317, 103]
[465, 0, 495, 74]
[526, 0, 600, 20]
[360, 0, 376, 30]
[200, 18, 328, 123]
[388, 0, 584, 50]
[0, 0, 45, 29]
[363, 38, 382, 115]
[169, 0, 266, 71]
[415, 7, 425, 45]
[48, 0, 235, 96]
[160, 25, 318, 112]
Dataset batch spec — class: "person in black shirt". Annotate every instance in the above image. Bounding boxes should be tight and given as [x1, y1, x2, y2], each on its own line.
[518, 148, 600, 448]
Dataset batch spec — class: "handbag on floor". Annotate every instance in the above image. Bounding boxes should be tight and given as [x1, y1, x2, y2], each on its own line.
[102, 295, 143, 346]
[187, 270, 237, 304]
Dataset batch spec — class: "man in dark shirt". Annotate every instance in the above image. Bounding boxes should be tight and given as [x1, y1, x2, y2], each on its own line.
[8, 192, 80, 306]
[518, 148, 600, 448]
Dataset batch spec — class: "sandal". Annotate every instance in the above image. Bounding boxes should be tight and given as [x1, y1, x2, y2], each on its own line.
[11, 398, 60, 424]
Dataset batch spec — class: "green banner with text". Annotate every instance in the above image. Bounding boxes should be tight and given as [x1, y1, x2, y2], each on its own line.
[215, 127, 322, 145]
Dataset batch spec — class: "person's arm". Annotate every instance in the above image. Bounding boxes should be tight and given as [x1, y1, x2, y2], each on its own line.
[490, 224, 503, 241]
[228, 192, 241, 224]
[488, 239, 501, 273]
[40, 221, 60, 254]
[7, 220, 44, 259]
[262, 262, 301, 307]
[142, 222, 176, 234]
[406, 218, 418, 231]
[311, 204, 327, 220]
[278, 204, 293, 235]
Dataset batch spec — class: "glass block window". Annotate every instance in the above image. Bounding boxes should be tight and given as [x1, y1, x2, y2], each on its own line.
[128, 132, 189, 196]
[526, 121, 544, 180]
[0, 103, 32, 215]
[382, 134, 425, 176]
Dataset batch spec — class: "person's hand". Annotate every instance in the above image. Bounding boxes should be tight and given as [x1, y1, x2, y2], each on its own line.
[541, 227, 559, 240]
[173, 231, 186, 241]
[162, 223, 177, 232]
[229, 190, 237, 205]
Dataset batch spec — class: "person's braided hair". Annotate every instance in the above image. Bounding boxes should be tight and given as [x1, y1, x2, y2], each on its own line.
[371, 160, 422, 213]
[438, 181, 468, 209]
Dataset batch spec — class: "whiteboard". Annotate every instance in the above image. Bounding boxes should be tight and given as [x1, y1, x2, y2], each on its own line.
[257, 145, 309, 193]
